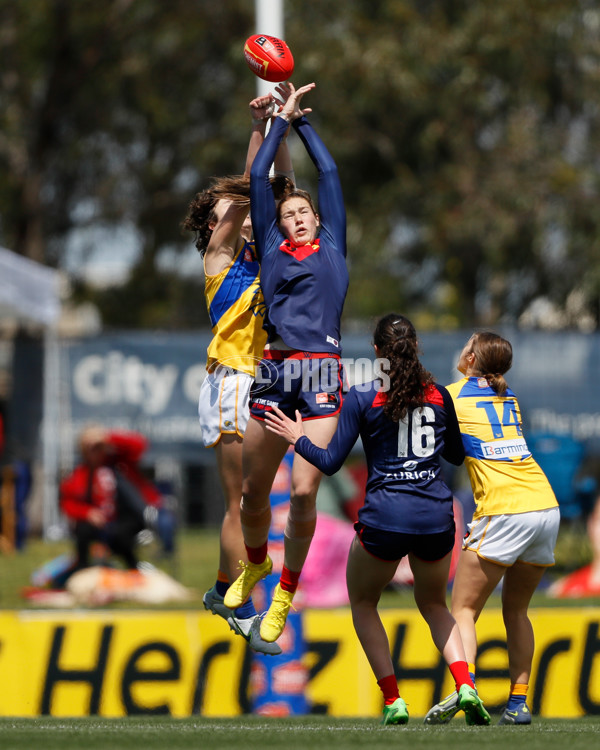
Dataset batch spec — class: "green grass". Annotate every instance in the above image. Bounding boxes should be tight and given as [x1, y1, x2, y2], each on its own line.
[0, 528, 220, 609]
[0, 717, 598, 750]
[2, 525, 600, 610]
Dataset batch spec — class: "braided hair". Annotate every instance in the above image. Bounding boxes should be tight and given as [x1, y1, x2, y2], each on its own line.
[468, 332, 513, 396]
[373, 313, 434, 422]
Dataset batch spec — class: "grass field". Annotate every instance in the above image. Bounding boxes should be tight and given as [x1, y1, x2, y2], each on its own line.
[0, 528, 221, 609]
[3, 525, 600, 610]
[0, 717, 599, 750]
[1, 529, 600, 746]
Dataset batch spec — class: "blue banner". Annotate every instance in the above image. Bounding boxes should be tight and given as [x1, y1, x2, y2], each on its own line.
[59, 330, 600, 462]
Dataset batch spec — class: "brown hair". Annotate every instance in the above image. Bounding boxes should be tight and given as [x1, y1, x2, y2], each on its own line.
[276, 188, 318, 225]
[182, 174, 294, 256]
[468, 331, 513, 396]
[181, 175, 250, 256]
[373, 313, 434, 421]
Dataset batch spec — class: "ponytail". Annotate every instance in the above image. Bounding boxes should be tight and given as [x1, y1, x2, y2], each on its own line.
[469, 332, 513, 396]
[373, 314, 434, 421]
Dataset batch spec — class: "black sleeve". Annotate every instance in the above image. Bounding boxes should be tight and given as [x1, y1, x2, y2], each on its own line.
[440, 386, 465, 466]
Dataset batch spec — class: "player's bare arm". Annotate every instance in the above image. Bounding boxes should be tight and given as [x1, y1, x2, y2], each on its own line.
[204, 96, 271, 276]
[205, 92, 295, 277]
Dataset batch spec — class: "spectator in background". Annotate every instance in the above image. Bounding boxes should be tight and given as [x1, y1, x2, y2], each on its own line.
[548, 494, 600, 598]
[59, 426, 159, 575]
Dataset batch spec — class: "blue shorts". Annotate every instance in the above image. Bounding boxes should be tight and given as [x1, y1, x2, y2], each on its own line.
[354, 521, 456, 562]
[249, 349, 344, 421]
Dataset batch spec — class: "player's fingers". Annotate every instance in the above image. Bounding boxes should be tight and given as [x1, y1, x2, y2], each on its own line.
[297, 82, 315, 95]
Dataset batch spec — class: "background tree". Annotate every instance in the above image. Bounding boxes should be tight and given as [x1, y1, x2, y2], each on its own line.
[0, 0, 255, 328]
[286, 0, 600, 330]
[1, 0, 599, 331]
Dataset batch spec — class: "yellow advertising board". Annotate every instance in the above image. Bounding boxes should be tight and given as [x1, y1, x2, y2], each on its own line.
[0, 607, 598, 717]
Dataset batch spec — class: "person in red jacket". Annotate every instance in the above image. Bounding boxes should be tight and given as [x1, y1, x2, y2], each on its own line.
[60, 426, 153, 572]
[548, 494, 600, 598]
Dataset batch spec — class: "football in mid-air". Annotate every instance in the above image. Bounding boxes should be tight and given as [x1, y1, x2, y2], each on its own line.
[244, 34, 294, 82]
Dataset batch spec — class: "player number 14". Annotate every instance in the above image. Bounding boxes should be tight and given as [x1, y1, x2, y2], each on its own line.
[475, 399, 522, 439]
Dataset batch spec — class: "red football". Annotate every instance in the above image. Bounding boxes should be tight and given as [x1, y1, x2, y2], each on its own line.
[244, 34, 294, 82]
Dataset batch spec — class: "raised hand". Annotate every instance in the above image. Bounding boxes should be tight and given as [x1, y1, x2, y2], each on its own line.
[249, 93, 275, 121]
[273, 82, 292, 112]
[278, 82, 316, 122]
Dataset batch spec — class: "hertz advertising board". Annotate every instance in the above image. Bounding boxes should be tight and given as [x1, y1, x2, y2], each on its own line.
[0, 608, 598, 717]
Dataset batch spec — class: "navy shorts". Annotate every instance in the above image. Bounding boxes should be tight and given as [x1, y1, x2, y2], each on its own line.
[249, 349, 345, 421]
[354, 521, 456, 562]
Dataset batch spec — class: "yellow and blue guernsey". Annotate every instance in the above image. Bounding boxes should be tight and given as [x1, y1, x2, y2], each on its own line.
[446, 376, 557, 519]
[204, 240, 267, 376]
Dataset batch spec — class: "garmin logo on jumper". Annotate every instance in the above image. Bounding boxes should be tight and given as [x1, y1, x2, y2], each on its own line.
[481, 438, 531, 459]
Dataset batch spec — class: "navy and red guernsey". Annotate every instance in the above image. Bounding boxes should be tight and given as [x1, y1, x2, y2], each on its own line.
[250, 115, 348, 354]
[294, 380, 465, 534]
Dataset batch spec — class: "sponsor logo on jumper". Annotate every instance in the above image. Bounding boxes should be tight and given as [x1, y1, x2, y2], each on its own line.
[315, 392, 337, 404]
[481, 438, 530, 459]
[385, 468, 436, 481]
[477, 377, 489, 388]
[252, 398, 279, 411]
[326, 335, 339, 347]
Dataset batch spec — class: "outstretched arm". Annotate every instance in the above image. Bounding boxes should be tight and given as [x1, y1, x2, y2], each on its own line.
[246, 88, 295, 180]
[244, 94, 274, 176]
[250, 82, 315, 259]
[206, 93, 289, 275]
[271, 83, 295, 182]
[271, 81, 346, 257]
[293, 115, 346, 257]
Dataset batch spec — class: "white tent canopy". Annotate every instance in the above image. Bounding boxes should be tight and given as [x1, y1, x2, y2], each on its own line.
[0, 245, 60, 326]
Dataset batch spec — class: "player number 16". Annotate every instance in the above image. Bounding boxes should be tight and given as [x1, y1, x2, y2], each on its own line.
[397, 406, 436, 458]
